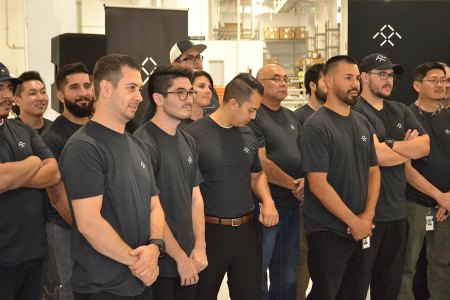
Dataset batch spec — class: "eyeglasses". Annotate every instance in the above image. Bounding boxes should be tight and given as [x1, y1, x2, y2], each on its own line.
[158, 89, 197, 101]
[178, 55, 203, 63]
[259, 76, 291, 84]
[421, 78, 447, 85]
[367, 71, 396, 81]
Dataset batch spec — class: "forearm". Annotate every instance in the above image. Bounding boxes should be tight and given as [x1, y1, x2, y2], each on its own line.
[405, 161, 442, 201]
[164, 223, 188, 262]
[261, 158, 296, 190]
[78, 215, 137, 266]
[392, 135, 430, 159]
[0, 156, 41, 192]
[150, 196, 165, 240]
[46, 181, 72, 225]
[375, 143, 409, 167]
[192, 187, 206, 248]
[251, 171, 275, 206]
[23, 158, 60, 189]
[308, 174, 358, 226]
[363, 166, 381, 218]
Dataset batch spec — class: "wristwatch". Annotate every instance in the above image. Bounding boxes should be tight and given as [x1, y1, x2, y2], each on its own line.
[385, 138, 395, 149]
[147, 238, 165, 258]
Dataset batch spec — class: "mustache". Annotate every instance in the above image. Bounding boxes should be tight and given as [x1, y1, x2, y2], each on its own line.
[74, 96, 92, 103]
[382, 84, 392, 89]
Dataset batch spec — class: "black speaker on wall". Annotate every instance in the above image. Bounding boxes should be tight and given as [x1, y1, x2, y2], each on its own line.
[50, 33, 106, 112]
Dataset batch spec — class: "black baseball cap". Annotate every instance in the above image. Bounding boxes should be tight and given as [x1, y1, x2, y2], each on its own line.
[0, 62, 23, 85]
[359, 53, 403, 74]
[169, 40, 207, 64]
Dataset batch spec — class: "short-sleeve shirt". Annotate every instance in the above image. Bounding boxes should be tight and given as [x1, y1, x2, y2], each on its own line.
[186, 116, 262, 218]
[16, 117, 53, 135]
[248, 104, 302, 209]
[42, 115, 83, 229]
[294, 103, 316, 127]
[59, 121, 159, 296]
[353, 97, 426, 222]
[406, 106, 450, 207]
[134, 121, 203, 277]
[298, 107, 378, 239]
[0, 119, 54, 266]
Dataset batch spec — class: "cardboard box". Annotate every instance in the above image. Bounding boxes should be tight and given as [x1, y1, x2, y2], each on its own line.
[264, 32, 280, 40]
[264, 27, 279, 33]
[295, 29, 308, 40]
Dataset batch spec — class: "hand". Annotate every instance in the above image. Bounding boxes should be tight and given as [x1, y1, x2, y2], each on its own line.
[435, 190, 450, 212]
[129, 245, 159, 286]
[176, 254, 199, 286]
[189, 246, 208, 273]
[347, 217, 375, 241]
[404, 129, 419, 141]
[259, 201, 279, 227]
[435, 205, 449, 222]
[292, 178, 305, 204]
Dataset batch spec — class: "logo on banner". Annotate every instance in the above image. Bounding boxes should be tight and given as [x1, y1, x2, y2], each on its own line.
[141, 57, 158, 85]
[372, 24, 402, 47]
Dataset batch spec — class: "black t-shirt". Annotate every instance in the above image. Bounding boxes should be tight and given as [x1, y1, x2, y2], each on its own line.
[248, 104, 302, 208]
[42, 115, 83, 229]
[186, 116, 262, 218]
[134, 121, 203, 277]
[178, 118, 195, 130]
[294, 104, 316, 126]
[406, 106, 450, 207]
[353, 97, 426, 222]
[0, 119, 54, 266]
[298, 107, 378, 239]
[16, 117, 53, 135]
[59, 121, 159, 296]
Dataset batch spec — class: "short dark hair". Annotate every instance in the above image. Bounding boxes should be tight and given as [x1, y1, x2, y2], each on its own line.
[324, 55, 358, 76]
[305, 63, 325, 95]
[55, 62, 90, 91]
[413, 62, 446, 82]
[223, 73, 264, 105]
[193, 70, 214, 87]
[147, 65, 193, 107]
[14, 71, 45, 96]
[93, 54, 140, 99]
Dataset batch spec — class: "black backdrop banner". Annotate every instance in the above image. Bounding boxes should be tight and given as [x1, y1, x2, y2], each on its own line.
[348, 0, 450, 105]
[105, 6, 188, 123]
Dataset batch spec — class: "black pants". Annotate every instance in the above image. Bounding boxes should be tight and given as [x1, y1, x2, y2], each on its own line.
[306, 231, 370, 300]
[195, 220, 262, 300]
[0, 257, 45, 300]
[73, 288, 152, 300]
[366, 218, 407, 300]
[153, 276, 196, 300]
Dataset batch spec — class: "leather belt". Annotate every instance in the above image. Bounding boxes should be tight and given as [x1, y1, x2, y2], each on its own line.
[205, 212, 254, 227]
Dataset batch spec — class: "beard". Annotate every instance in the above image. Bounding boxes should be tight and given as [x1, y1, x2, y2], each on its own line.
[65, 97, 93, 118]
[369, 81, 392, 99]
[336, 88, 359, 106]
[315, 89, 327, 104]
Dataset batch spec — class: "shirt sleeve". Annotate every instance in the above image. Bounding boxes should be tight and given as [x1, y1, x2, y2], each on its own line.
[29, 126, 54, 161]
[248, 113, 266, 148]
[59, 140, 105, 201]
[42, 134, 64, 161]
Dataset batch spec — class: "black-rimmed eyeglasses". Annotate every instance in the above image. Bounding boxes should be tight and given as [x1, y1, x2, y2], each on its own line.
[259, 76, 291, 84]
[367, 71, 396, 81]
[158, 90, 197, 101]
[178, 55, 203, 64]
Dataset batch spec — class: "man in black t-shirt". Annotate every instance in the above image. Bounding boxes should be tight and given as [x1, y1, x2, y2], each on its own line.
[354, 53, 430, 300]
[248, 64, 302, 300]
[298, 55, 380, 300]
[134, 65, 206, 300]
[186, 73, 278, 300]
[294, 63, 327, 127]
[398, 62, 450, 300]
[0, 61, 60, 300]
[42, 62, 94, 300]
[292, 63, 326, 300]
[59, 54, 165, 299]
[13, 70, 52, 134]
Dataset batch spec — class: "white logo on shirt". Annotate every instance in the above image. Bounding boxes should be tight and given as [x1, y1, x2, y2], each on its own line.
[243, 147, 250, 153]
[445, 129, 450, 135]
[140, 162, 146, 169]
[397, 123, 402, 129]
[18, 141, 26, 148]
[187, 156, 193, 164]
[290, 124, 295, 130]
[361, 136, 367, 142]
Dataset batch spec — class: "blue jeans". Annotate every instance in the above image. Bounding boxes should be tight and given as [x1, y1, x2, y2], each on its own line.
[259, 204, 300, 300]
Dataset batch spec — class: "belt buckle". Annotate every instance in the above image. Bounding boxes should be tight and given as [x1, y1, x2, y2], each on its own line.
[231, 217, 241, 227]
